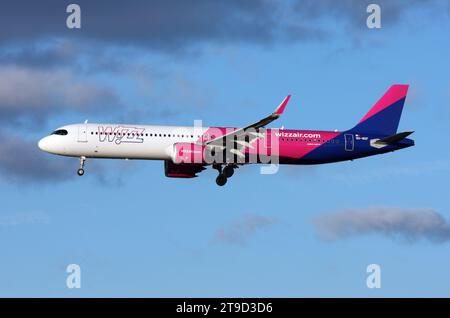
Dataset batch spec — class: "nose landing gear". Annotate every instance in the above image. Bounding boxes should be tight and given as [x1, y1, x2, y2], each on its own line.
[77, 156, 86, 176]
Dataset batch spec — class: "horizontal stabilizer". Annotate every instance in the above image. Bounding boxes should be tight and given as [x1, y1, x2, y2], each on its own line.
[376, 131, 414, 145]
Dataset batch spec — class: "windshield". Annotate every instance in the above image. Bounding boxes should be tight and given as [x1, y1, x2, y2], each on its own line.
[51, 129, 68, 136]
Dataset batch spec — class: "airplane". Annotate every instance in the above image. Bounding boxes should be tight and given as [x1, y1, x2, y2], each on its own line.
[38, 84, 414, 186]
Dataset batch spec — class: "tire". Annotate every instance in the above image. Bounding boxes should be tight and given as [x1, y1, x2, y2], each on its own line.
[77, 168, 85, 176]
[216, 174, 227, 186]
[223, 166, 234, 178]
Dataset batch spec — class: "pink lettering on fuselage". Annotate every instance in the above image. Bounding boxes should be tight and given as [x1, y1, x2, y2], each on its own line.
[98, 126, 145, 144]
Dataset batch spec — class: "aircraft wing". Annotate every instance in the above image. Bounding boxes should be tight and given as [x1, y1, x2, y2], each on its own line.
[204, 95, 291, 159]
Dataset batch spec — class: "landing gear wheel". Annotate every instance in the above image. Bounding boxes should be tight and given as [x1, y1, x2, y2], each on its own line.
[77, 156, 86, 176]
[216, 174, 227, 186]
[223, 165, 234, 178]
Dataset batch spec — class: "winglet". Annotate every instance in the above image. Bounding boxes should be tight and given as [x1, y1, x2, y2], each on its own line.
[273, 95, 291, 117]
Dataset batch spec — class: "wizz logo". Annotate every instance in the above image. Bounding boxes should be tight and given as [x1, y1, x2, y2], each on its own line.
[98, 126, 145, 145]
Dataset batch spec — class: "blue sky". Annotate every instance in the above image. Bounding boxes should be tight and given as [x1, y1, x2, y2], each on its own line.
[0, 0, 450, 297]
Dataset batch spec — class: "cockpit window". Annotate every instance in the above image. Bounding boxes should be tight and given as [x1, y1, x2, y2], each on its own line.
[52, 129, 68, 136]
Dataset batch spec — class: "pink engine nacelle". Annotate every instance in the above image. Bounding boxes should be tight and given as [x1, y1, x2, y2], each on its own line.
[164, 160, 205, 178]
[171, 142, 207, 164]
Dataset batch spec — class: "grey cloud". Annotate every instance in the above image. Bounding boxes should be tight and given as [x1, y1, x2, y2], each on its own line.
[215, 214, 278, 246]
[0, 130, 133, 184]
[0, 65, 120, 126]
[0, 132, 73, 183]
[0, 43, 218, 126]
[0, 40, 77, 69]
[0, 0, 444, 85]
[0, 0, 324, 51]
[0, 40, 136, 74]
[0, 0, 442, 53]
[314, 207, 450, 243]
[294, 0, 442, 28]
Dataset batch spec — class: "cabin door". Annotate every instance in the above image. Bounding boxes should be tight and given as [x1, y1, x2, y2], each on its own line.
[78, 124, 88, 142]
[344, 134, 354, 151]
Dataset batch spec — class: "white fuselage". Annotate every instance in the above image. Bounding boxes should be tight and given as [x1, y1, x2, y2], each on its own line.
[38, 123, 212, 160]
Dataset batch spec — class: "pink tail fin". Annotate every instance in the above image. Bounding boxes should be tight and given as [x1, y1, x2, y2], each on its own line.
[351, 85, 409, 135]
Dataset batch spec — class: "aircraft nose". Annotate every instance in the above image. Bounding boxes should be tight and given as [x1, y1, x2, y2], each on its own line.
[38, 136, 51, 152]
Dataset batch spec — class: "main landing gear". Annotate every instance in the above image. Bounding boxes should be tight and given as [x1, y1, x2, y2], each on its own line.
[213, 164, 237, 186]
[77, 156, 86, 176]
